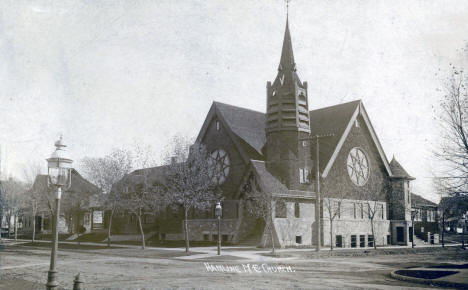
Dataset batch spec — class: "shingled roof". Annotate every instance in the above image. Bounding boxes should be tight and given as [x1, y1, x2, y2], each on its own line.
[390, 157, 414, 180]
[411, 193, 437, 208]
[215, 102, 266, 156]
[309, 100, 361, 172]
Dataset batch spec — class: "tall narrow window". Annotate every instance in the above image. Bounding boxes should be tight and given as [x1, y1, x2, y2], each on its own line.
[353, 203, 357, 219]
[294, 202, 300, 218]
[299, 169, 304, 183]
[380, 204, 384, 219]
[275, 200, 287, 218]
[336, 201, 341, 219]
[304, 169, 310, 183]
[216, 120, 220, 131]
[360, 203, 364, 219]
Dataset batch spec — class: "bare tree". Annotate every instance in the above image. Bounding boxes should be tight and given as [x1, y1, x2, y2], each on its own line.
[435, 63, 468, 195]
[321, 175, 352, 251]
[2, 177, 27, 240]
[355, 174, 389, 250]
[165, 141, 220, 253]
[22, 163, 43, 242]
[81, 148, 133, 247]
[243, 180, 276, 253]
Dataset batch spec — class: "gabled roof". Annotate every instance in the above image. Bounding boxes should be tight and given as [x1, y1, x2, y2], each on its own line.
[195, 102, 265, 162]
[243, 160, 315, 199]
[197, 99, 395, 181]
[309, 100, 361, 174]
[317, 101, 393, 178]
[412, 193, 437, 208]
[390, 157, 415, 180]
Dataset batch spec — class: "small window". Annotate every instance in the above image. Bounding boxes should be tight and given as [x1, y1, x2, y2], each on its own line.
[203, 234, 210, 241]
[336, 235, 343, 248]
[296, 236, 302, 244]
[368, 235, 374, 247]
[216, 120, 220, 131]
[299, 168, 304, 183]
[336, 201, 341, 219]
[355, 119, 360, 127]
[294, 202, 300, 218]
[368, 204, 371, 219]
[353, 203, 357, 219]
[222, 234, 229, 242]
[213, 234, 218, 241]
[360, 204, 364, 219]
[275, 200, 287, 218]
[359, 235, 365, 247]
[161, 233, 166, 241]
[304, 169, 310, 183]
[387, 235, 391, 245]
[351, 235, 357, 248]
[380, 204, 384, 219]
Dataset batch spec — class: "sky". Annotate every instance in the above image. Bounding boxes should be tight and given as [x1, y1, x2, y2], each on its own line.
[1, 0, 468, 202]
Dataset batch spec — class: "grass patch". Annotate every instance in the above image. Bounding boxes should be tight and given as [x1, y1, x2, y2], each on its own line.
[75, 232, 107, 243]
[395, 270, 459, 279]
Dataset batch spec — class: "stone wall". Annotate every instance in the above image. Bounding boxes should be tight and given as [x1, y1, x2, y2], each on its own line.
[273, 201, 315, 247]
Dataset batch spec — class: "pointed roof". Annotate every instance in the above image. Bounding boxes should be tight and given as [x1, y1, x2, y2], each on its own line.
[279, 18, 295, 71]
[390, 157, 415, 180]
[271, 18, 303, 91]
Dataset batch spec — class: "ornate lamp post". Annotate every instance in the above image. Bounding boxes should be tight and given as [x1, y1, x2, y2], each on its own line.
[45, 136, 73, 290]
[215, 202, 222, 255]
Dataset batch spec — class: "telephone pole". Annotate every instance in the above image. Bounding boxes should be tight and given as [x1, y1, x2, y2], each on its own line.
[301, 133, 334, 252]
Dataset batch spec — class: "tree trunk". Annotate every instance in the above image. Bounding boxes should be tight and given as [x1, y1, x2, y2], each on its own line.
[32, 205, 37, 243]
[411, 218, 414, 248]
[330, 217, 334, 251]
[370, 218, 376, 250]
[14, 214, 17, 241]
[441, 214, 445, 248]
[184, 208, 190, 254]
[7, 213, 11, 238]
[269, 219, 275, 254]
[107, 207, 115, 248]
[137, 209, 145, 250]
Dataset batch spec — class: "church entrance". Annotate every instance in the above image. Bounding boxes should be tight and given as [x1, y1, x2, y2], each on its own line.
[396, 226, 405, 243]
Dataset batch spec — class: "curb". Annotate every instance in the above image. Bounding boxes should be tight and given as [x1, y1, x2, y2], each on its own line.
[390, 269, 468, 289]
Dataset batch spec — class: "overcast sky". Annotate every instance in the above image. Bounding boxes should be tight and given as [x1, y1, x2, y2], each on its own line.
[1, 0, 468, 202]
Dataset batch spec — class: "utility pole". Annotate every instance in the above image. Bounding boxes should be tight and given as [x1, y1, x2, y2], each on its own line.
[301, 133, 334, 252]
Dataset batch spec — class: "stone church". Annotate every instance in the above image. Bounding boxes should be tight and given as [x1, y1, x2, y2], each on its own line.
[127, 17, 417, 248]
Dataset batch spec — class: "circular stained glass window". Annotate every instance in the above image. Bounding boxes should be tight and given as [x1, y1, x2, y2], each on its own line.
[347, 147, 369, 186]
[210, 149, 230, 184]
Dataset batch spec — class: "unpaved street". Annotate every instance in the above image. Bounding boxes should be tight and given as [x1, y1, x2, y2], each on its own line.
[1, 242, 467, 289]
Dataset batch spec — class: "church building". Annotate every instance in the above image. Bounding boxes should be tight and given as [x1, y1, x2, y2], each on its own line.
[126, 17, 417, 248]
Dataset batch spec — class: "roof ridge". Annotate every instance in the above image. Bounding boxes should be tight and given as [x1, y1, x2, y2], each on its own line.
[213, 101, 265, 115]
[309, 99, 361, 113]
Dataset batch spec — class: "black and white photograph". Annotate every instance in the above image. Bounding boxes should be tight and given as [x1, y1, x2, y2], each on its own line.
[1, 0, 468, 289]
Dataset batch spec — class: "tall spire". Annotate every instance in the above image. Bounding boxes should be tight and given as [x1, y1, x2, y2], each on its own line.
[279, 17, 295, 71]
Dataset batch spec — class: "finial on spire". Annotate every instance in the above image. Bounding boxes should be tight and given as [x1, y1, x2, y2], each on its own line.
[286, 0, 291, 18]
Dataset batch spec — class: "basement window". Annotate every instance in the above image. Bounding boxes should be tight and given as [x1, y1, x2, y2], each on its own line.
[336, 235, 343, 248]
[351, 235, 357, 248]
[296, 236, 302, 244]
[368, 235, 374, 247]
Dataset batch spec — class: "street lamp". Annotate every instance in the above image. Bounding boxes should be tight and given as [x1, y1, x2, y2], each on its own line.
[215, 202, 222, 255]
[46, 136, 73, 290]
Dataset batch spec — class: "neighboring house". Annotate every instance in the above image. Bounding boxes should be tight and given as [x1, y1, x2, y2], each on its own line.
[17, 169, 103, 236]
[411, 193, 438, 242]
[110, 16, 423, 249]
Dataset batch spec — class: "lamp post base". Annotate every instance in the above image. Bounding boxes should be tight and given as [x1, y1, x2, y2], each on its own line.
[46, 270, 59, 289]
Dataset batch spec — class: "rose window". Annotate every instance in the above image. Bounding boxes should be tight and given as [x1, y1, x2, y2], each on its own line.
[210, 149, 230, 184]
[347, 147, 369, 186]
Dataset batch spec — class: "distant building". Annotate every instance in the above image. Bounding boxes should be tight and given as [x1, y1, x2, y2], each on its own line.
[411, 193, 438, 243]
[17, 169, 103, 237]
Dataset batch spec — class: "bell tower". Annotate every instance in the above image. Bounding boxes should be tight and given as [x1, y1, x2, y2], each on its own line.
[265, 17, 312, 189]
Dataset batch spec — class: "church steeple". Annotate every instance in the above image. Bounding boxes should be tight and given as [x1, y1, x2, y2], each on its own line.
[279, 17, 295, 72]
[266, 18, 310, 133]
[265, 15, 312, 190]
